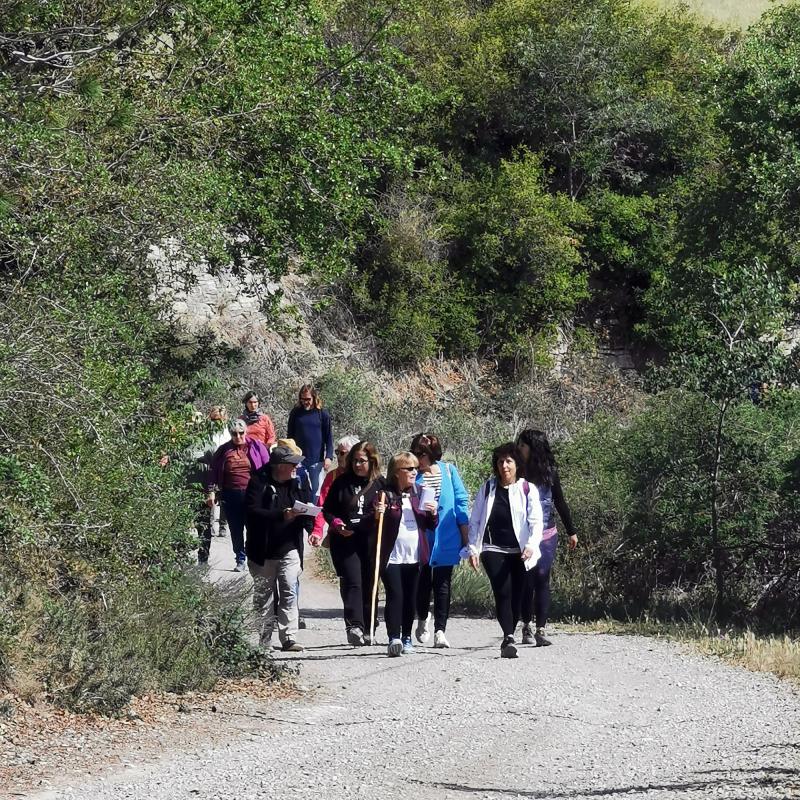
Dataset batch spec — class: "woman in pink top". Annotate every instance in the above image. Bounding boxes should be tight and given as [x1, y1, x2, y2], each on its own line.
[310, 435, 360, 546]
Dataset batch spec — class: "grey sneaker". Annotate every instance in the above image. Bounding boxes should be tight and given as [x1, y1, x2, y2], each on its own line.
[415, 614, 431, 643]
[500, 635, 518, 659]
[233, 559, 246, 573]
[387, 638, 403, 657]
[401, 636, 414, 655]
[522, 623, 535, 645]
[433, 630, 450, 648]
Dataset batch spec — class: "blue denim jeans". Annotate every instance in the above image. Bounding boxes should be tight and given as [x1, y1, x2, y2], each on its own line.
[305, 460, 325, 501]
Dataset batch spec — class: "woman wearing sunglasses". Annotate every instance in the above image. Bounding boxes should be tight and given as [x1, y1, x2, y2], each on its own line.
[372, 452, 438, 657]
[410, 433, 469, 649]
[310, 435, 360, 547]
[208, 418, 270, 571]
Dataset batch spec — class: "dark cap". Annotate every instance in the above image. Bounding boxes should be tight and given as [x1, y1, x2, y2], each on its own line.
[270, 445, 303, 466]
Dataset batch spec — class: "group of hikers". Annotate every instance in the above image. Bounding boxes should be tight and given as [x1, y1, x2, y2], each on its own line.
[193, 384, 578, 659]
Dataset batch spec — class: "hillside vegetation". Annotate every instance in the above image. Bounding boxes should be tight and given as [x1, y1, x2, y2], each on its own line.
[1, 0, 799, 710]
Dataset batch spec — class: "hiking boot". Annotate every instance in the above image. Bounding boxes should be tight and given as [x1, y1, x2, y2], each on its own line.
[433, 630, 450, 649]
[347, 627, 366, 646]
[415, 614, 431, 644]
[500, 635, 518, 659]
[521, 623, 535, 645]
[535, 628, 552, 647]
[282, 639, 304, 652]
[387, 638, 403, 657]
[401, 636, 414, 655]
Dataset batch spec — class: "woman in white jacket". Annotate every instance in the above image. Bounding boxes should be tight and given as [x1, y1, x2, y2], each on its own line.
[466, 442, 543, 658]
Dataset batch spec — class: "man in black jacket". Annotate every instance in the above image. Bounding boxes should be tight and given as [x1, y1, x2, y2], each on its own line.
[245, 445, 313, 652]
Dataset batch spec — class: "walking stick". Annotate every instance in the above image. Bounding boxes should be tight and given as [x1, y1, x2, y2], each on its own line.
[370, 492, 386, 644]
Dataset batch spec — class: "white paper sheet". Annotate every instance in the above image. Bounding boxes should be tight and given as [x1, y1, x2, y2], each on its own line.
[292, 500, 322, 517]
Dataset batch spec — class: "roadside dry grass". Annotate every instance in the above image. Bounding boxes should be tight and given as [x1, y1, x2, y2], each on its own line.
[450, 564, 800, 683]
[559, 619, 800, 684]
[658, 0, 779, 27]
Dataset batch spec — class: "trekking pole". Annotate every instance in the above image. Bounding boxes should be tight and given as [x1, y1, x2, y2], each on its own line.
[370, 491, 386, 644]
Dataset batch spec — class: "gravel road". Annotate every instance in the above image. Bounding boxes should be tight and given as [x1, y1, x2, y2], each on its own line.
[26, 536, 800, 800]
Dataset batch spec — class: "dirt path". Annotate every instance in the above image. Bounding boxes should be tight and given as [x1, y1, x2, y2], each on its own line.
[17, 534, 800, 800]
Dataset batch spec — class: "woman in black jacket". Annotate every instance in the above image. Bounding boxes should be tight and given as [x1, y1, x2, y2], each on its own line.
[515, 429, 579, 647]
[245, 445, 314, 652]
[322, 440, 383, 646]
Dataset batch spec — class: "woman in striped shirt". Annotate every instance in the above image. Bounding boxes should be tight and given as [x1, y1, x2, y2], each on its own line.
[410, 433, 470, 649]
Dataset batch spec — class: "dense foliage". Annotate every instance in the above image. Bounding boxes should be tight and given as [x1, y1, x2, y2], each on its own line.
[1, 0, 799, 710]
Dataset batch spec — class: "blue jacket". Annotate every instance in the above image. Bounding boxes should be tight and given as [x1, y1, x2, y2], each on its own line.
[416, 461, 470, 567]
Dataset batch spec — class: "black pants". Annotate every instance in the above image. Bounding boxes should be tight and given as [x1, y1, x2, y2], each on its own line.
[195, 501, 212, 563]
[416, 564, 454, 632]
[381, 563, 419, 640]
[330, 534, 376, 634]
[481, 551, 526, 637]
[521, 534, 558, 628]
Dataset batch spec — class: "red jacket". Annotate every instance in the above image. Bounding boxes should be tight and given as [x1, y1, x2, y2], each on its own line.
[240, 412, 276, 447]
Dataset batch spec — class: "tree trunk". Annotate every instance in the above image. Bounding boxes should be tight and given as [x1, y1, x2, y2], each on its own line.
[710, 400, 729, 625]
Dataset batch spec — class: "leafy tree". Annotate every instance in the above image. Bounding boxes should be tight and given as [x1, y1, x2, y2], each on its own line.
[646, 257, 799, 621]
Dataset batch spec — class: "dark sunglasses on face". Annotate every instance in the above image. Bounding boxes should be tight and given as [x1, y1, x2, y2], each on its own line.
[400, 466, 417, 472]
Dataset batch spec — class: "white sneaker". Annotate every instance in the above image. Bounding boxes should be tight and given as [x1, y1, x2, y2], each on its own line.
[415, 614, 431, 644]
[433, 630, 450, 649]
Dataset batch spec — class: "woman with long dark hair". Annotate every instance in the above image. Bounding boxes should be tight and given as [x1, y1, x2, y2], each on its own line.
[515, 429, 578, 647]
[322, 441, 383, 645]
[466, 442, 543, 658]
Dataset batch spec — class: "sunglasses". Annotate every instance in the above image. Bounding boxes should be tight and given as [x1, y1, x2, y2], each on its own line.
[399, 466, 417, 472]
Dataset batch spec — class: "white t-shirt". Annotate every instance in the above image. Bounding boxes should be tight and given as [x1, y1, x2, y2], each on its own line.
[388, 496, 420, 565]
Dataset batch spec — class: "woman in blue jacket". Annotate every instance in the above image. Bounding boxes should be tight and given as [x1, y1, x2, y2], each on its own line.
[410, 433, 470, 648]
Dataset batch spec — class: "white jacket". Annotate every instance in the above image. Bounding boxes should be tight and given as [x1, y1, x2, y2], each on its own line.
[467, 477, 543, 570]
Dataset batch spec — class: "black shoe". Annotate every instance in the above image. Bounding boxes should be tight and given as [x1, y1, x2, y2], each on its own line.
[521, 623, 535, 645]
[347, 627, 366, 646]
[282, 639, 304, 652]
[535, 629, 552, 647]
[500, 636, 518, 659]
[298, 616, 307, 630]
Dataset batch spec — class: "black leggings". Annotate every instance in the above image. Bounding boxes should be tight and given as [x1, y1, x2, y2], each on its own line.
[521, 534, 558, 628]
[416, 564, 454, 632]
[381, 563, 419, 640]
[329, 534, 376, 634]
[481, 551, 526, 637]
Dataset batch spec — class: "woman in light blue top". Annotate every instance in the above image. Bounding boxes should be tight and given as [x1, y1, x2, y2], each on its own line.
[411, 433, 470, 648]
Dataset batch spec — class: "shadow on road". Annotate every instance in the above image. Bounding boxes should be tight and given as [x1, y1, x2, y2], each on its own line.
[407, 765, 799, 798]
